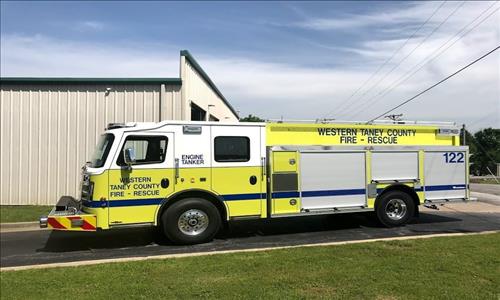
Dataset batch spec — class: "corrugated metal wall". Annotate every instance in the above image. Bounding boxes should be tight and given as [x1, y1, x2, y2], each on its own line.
[0, 83, 180, 205]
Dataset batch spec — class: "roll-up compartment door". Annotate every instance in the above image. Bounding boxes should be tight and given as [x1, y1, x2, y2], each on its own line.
[300, 152, 366, 210]
[424, 151, 466, 200]
[371, 151, 419, 181]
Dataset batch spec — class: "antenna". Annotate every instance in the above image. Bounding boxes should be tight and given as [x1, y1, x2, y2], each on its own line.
[385, 114, 403, 122]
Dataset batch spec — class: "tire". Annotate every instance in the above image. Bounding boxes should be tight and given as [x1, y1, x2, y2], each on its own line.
[161, 198, 221, 245]
[375, 191, 415, 227]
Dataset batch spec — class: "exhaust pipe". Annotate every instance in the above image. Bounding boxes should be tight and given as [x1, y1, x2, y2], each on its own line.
[39, 216, 48, 228]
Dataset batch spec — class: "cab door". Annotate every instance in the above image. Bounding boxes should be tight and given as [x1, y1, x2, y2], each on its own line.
[211, 125, 265, 218]
[107, 132, 175, 225]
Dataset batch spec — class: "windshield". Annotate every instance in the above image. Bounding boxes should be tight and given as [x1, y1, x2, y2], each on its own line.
[90, 134, 115, 168]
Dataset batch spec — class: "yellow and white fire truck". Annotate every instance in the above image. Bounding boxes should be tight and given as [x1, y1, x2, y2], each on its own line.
[41, 120, 470, 244]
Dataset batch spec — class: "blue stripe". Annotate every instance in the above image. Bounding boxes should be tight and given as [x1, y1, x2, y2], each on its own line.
[376, 187, 424, 193]
[302, 188, 366, 198]
[221, 193, 265, 201]
[81, 184, 468, 208]
[82, 200, 103, 208]
[425, 184, 466, 191]
[272, 189, 365, 199]
[272, 191, 300, 198]
[108, 198, 163, 207]
[83, 198, 163, 208]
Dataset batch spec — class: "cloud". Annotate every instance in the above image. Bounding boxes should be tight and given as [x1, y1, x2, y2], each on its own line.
[74, 21, 106, 32]
[292, 2, 437, 30]
[290, 1, 497, 38]
[1, 2, 499, 131]
[0, 34, 179, 76]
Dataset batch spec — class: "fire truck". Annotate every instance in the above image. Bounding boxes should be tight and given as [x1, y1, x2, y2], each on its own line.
[40, 120, 470, 244]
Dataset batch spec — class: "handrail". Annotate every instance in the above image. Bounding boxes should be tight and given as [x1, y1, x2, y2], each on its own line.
[265, 119, 457, 127]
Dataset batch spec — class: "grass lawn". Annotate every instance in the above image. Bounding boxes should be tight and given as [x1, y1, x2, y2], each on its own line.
[0, 205, 52, 223]
[1, 233, 499, 299]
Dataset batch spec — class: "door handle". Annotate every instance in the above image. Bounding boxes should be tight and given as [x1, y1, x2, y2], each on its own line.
[161, 178, 170, 189]
[174, 158, 179, 183]
[261, 157, 266, 179]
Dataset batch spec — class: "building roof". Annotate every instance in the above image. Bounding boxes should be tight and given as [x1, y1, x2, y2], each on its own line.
[0, 77, 182, 85]
[0, 50, 238, 119]
[180, 50, 239, 119]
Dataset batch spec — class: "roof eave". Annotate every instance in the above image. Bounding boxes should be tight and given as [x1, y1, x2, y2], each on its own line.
[0, 77, 182, 85]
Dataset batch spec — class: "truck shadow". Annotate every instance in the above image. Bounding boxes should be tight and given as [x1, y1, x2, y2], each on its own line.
[38, 212, 460, 252]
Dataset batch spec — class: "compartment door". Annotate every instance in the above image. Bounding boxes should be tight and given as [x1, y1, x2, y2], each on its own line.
[271, 151, 300, 215]
[372, 151, 419, 181]
[211, 125, 264, 218]
[300, 152, 366, 210]
[424, 151, 467, 200]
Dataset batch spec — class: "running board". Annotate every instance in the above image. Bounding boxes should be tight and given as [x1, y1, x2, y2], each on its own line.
[230, 215, 261, 221]
[109, 222, 154, 229]
[271, 206, 372, 218]
[424, 198, 468, 204]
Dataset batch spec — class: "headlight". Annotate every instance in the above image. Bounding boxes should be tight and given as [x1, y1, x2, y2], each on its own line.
[81, 177, 93, 201]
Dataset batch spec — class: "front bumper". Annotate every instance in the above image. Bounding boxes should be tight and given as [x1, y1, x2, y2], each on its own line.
[40, 196, 97, 231]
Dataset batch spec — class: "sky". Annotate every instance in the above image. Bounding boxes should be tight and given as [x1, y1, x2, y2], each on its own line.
[1, 1, 499, 131]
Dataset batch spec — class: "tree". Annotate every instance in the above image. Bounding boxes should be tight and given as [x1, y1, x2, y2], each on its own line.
[464, 128, 500, 176]
[240, 114, 265, 122]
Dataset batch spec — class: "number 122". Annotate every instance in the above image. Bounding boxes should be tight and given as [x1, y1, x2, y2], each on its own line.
[443, 152, 464, 163]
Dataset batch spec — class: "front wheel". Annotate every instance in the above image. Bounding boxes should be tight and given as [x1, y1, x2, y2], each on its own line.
[375, 191, 415, 227]
[161, 198, 221, 245]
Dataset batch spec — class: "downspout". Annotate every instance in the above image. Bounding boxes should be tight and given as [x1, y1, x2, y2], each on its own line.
[159, 84, 165, 121]
[180, 55, 186, 120]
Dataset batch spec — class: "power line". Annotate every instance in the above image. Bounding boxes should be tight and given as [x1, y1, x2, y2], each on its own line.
[349, 3, 499, 119]
[321, 1, 447, 119]
[335, 1, 465, 119]
[367, 45, 500, 122]
[348, 3, 499, 119]
[467, 111, 499, 128]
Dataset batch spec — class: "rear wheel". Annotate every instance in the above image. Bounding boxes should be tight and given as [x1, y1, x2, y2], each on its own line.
[161, 198, 221, 245]
[376, 191, 415, 227]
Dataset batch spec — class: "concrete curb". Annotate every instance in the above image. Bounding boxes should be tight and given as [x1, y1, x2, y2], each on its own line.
[0, 221, 45, 233]
[1, 230, 498, 272]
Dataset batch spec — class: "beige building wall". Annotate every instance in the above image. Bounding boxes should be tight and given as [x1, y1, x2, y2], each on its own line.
[180, 52, 239, 122]
[160, 84, 182, 120]
[0, 50, 237, 205]
[0, 83, 180, 205]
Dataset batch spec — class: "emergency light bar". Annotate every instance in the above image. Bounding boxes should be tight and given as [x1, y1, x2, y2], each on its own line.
[437, 128, 460, 136]
[106, 123, 137, 130]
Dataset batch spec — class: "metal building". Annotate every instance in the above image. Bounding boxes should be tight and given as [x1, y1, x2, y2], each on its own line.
[0, 50, 239, 205]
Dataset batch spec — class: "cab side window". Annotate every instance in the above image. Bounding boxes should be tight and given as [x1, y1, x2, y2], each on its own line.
[117, 136, 168, 166]
[214, 136, 250, 162]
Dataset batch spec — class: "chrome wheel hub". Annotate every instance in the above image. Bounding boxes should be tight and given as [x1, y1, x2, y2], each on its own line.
[385, 199, 407, 220]
[178, 209, 209, 236]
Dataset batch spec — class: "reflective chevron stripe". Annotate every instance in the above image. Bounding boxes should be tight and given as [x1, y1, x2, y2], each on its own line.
[47, 215, 97, 231]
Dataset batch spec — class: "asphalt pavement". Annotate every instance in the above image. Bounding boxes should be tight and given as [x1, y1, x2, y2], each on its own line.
[2, 200, 499, 268]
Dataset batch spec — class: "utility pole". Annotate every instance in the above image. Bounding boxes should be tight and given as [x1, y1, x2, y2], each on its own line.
[462, 124, 466, 146]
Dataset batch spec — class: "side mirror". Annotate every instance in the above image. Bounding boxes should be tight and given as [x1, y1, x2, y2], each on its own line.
[123, 148, 136, 166]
